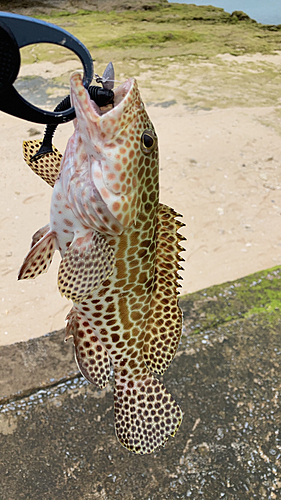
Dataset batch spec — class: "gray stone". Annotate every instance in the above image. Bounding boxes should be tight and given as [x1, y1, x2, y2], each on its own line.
[0, 329, 78, 404]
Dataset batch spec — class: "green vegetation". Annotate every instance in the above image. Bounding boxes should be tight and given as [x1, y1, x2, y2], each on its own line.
[22, 4, 281, 64]
[180, 266, 281, 335]
[19, 4, 281, 109]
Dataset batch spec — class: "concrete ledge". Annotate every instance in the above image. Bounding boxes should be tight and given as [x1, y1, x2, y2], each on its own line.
[0, 329, 79, 404]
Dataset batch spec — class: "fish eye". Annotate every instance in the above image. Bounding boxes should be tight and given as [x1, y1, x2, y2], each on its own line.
[141, 129, 157, 154]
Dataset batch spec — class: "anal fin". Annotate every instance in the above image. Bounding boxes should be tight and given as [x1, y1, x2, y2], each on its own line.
[65, 308, 110, 389]
[18, 229, 56, 280]
[23, 139, 62, 187]
[143, 203, 185, 375]
[58, 231, 115, 303]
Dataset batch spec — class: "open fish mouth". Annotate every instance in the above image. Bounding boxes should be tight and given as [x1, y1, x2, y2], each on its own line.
[70, 71, 136, 126]
[69, 71, 144, 162]
[94, 78, 134, 116]
[27, 64, 135, 162]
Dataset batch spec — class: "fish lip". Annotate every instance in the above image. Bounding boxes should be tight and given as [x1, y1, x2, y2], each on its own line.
[112, 78, 134, 109]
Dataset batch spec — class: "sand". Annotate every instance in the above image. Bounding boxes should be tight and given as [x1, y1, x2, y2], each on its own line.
[1, 57, 281, 346]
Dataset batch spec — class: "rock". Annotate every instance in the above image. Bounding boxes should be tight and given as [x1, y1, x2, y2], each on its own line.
[230, 10, 254, 22]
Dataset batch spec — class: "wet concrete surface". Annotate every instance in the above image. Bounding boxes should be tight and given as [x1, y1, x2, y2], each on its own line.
[0, 266, 280, 499]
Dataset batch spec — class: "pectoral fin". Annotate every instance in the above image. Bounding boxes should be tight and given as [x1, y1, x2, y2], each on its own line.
[30, 223, 50, 248]
[23, 139, 62, 187]
[58, 231, 115, 302]
[18, 229, 56, 280]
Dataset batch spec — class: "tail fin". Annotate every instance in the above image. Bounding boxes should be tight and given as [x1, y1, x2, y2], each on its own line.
[114, 372, 182, 454]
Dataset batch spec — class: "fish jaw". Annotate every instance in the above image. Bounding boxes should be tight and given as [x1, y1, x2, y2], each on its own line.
[69, 72, 137, 148]
[59, 72, 157, 234]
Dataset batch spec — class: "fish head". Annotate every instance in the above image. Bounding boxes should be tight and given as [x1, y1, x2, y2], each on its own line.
[62, 71, 159, 234]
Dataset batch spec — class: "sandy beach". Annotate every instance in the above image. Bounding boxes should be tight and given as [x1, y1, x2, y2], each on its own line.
[1, 48, 281, 345]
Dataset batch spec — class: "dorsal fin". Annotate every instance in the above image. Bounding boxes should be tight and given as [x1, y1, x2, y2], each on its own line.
[142, 203, 186, 375]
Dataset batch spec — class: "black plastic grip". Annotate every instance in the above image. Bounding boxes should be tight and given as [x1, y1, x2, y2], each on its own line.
[0, 21, 20, 92]
[0, 12, 94, 124]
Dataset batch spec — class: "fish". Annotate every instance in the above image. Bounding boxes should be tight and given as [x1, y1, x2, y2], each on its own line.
[19, 71, 185, 455]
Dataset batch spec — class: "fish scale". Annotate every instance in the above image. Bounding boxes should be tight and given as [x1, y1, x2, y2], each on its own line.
[19, 71, 185, 454]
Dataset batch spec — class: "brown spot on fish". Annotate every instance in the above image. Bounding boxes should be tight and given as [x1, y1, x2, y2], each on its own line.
[63, 219, 73, 227]
[107, 172, 116, 181]
[112, 201, 120, 212]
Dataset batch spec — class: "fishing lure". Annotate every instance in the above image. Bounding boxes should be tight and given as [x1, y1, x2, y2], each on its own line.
[20, 67, 185, 454]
